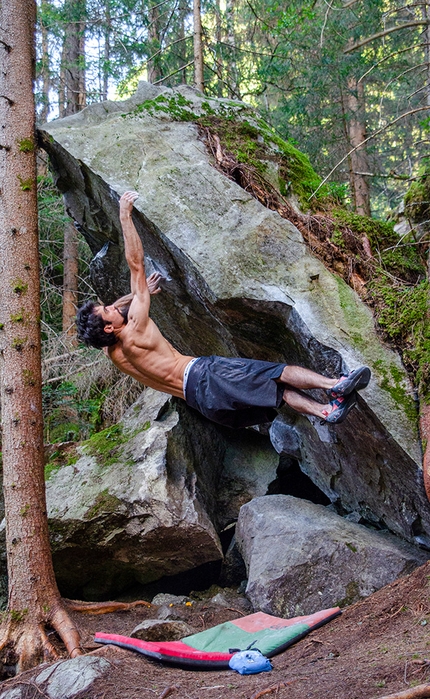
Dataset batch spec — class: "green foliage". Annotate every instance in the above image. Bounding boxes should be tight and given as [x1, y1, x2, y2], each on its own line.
[370, 278, 430, 398]
[42, 380, 107, 444]
[404, 157, 430, 226]
[44, 448, 78, 480]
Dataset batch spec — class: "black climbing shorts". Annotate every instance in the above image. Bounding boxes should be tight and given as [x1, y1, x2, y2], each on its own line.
[184, 355, 287, 428]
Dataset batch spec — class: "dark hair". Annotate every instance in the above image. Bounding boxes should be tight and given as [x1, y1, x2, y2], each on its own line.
[76, 300, 118, 349]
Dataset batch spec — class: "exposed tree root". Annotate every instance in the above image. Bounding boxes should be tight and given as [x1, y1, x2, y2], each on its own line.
[64, 599, 151, 615]
[375, 684, 430, 699]
[0, 600, 82, 676]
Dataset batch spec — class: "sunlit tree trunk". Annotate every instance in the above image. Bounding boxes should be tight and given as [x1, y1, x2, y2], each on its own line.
[225, 0, 239, 98]
[102, 0, 111, 101]
[62, 220, 79, 344]
[178, 0, 188, 84]
[147, 1, 163, 84]
[346, 75, 371, 217]
[39, 0, 51, 122]
[193, 0, 204, 92]
[61, 0, 86, 117]
[0, 0, 82, 673]
[215, 0, 223, 96]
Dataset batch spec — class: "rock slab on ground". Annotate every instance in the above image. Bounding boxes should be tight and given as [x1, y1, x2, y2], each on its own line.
[236, 495, 428, 617]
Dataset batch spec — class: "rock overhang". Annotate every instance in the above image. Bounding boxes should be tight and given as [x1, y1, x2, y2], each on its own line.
[39, 81, 429, 544]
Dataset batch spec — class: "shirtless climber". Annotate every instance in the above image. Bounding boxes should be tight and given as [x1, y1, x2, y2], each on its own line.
[76, 191, 371, 429]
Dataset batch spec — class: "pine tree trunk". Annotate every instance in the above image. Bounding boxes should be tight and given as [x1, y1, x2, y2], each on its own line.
[215, 0, 223, 96]
[0, 0, 81, 673]
[61, 0, 86, 117]
[346, 75, 371, 217]
[147, 2, 163, 84]
[62, 220, 79, 344]
[225, 0, 239, 98]
[102, 0, 111, 101]
[39, 0, 51, 123]
[193, 0, 204, 93]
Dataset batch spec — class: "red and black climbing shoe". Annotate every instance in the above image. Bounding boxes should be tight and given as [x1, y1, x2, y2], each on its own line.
[321, 391, 357, 424]
[330, 367, 371, 397]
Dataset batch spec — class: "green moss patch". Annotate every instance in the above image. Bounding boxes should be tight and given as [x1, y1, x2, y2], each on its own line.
[44, 445, 79, 481]
[84, 488, 122, 520]
[404, 157, 430, 224]
[82, 423, 131, 468]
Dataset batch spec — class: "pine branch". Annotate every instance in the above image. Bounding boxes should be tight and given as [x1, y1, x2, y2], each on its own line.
[358, 42, 429, 84]
[345, 21, 430, 53]
[153, 60, 194, 84]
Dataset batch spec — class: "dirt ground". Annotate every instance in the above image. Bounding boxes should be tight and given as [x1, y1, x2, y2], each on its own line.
[2, 561, 430, 699]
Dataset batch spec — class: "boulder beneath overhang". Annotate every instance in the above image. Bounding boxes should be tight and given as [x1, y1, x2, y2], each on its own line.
[236, 495, 428, 616]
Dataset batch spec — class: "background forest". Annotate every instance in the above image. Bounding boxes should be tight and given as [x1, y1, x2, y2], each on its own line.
[36, 0, 430, 444]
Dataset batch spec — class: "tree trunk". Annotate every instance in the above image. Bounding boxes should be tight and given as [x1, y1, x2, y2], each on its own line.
[62, 220, 79, 343]
[147, 2, 163, 84]
[0, 0, 82, 673]
[38, 0, 51, 122]
[215, 0, 223, 96]
[61, 0, 86, 117]
[346, 75, 371, 217]
[178, 0, 188, 85]
[193, 0, 204, 93]
[225, 0, 239, 98]
[102, 0, 111, 101]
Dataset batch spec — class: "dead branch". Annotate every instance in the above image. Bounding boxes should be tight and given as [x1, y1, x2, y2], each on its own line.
[345, 21, 430, 53]
[158, 687, 179, 699]
[249, 678, 308, 699]
[249, 683, 288, 699]
[65, 599, 151, 615]
[374, 684, 430, 699]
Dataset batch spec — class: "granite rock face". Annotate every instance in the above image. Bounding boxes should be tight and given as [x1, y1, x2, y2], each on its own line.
[43, 388, 278, 598]
[236, 495, 428, 616]
[39, 81, 429, 544]
[45, 389, 224, 598]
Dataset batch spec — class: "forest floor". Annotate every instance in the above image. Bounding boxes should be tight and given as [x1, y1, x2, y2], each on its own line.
[2, 560, 430, 699]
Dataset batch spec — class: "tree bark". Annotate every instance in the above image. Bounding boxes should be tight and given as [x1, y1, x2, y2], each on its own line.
[62, 220, 79, 343]
[346, 75, 371, 217]
[147, 2, 163, 84]
[102, 0, 111, 101]
[38, 0, 51, 122]
[225, 0, 239, 98]
[0, 0, 82, 673]
[193, 0, 204, 93]
[61, 0, 86, 117]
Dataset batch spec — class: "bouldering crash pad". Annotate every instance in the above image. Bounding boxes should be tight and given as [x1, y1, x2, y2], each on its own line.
[94, 607, 341, 668]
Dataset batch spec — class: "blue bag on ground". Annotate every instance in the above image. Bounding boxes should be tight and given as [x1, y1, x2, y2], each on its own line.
[229, 650, 272, 675]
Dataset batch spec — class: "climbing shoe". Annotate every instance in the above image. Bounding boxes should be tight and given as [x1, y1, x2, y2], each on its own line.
[321, 391, 357, 424]
[330, 366, 371, 397]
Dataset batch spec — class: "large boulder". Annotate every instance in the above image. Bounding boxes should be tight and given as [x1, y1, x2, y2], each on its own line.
[45, 388, 225, 598]
[44, 386, 278, 598]
[236, 495, 428, 617]
[39, 82, 430, 544]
